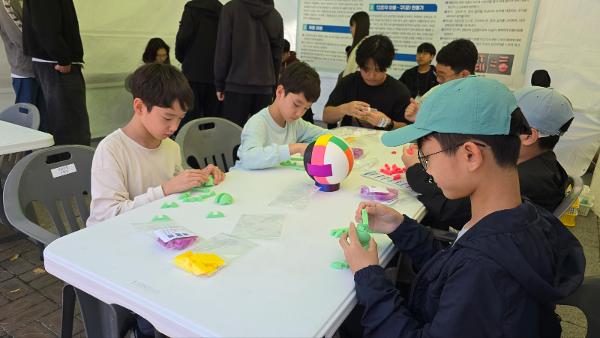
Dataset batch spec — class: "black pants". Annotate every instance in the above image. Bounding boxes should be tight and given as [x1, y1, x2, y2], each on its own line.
[33, 62, 91, 146]
[222, 91, 272, 127]
[177, 82, 221, 135]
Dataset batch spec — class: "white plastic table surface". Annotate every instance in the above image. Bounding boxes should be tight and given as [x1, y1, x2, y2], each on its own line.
[44, 128, 425, 337]
[0, 120, 54, 155]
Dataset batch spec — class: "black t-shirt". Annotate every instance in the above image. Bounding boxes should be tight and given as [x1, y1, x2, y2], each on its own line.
[399, 65, 438, 98]
[326, 72, 411, 128]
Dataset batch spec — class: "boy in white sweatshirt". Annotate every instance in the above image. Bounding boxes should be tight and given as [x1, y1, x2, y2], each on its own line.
[87, 63, 225, 226]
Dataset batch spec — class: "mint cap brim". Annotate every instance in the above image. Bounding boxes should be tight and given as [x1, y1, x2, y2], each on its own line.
[381, 125, 432, 147]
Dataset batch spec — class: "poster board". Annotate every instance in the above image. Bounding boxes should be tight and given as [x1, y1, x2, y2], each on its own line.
[297, 0, 540, 88]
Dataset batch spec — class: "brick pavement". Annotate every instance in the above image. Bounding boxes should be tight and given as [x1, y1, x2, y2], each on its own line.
[0, 229, 84, 338]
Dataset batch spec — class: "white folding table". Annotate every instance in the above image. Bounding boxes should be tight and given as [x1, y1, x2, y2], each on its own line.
[0, 120, 54, 155]
[44, 129, 425, 337]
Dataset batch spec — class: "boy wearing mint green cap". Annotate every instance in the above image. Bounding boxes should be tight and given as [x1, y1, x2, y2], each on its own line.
[337, 77, 584, 338]
[401, 85, 574, 230]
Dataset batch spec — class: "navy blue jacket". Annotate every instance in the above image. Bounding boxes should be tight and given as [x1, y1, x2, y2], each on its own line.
[354, 201, 585, 338]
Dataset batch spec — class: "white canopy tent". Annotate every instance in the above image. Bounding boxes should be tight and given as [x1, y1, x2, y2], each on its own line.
[0, 0, 598, 209]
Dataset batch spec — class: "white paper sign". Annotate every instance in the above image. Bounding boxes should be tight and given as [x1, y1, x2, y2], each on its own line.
[50, 163, 77, 178]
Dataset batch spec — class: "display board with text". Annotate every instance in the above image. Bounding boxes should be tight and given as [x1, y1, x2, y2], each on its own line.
[297, 0, 539, 88]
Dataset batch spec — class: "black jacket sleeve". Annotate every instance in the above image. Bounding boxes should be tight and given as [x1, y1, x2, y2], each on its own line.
[264, 11, 283, 81]
[405, 163, 471, 229]
[175, 5, 194, 63]
[354, 258, 507, 338]
[213, 6, 232, 92]
[28, 0, 71, 65]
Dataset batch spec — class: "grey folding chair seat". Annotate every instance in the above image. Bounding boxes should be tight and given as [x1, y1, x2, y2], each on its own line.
[176, 117, 242, 172]
[2, 145, 138, 338]
[553, 175, 584, 218]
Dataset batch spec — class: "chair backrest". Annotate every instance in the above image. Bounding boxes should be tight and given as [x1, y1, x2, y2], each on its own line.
[175, 117, 242, 172]
[0, 103, 40, 130]
[553, 175, 584, 218]
[558, 275, 600, 338]
[3, 145, 94, 246]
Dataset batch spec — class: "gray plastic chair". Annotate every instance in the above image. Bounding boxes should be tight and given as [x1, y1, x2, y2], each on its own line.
[0, 103, 42, 230]
[3, 145, 94, 244]
[176, 117, 242, 172]
[558, 275, 600, 338]
[553, 175, 584, 218]
[0, 102, 40, 130]
[2, 145, 140, 338]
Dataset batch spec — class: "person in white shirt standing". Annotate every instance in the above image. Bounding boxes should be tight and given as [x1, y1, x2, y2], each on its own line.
[87, 63, 225, 226]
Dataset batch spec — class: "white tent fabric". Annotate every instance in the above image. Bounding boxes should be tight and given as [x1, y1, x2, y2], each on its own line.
[0, 0, 597, 177]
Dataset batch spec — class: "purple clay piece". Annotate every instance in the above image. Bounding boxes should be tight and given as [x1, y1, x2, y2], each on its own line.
[360, 185, 399, 201]
[352, 147, 364, 159]
[157, 236, 198, 250]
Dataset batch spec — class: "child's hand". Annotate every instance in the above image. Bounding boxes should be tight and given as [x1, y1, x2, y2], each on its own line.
[202, 164, 225, 184]
[162, 169, 210, 195]
[289, 143, 308, 156]
[404, 98, 420, 123]
[363, 109, 391, 128]
[355, 202, 404, 234]
[339, 222, 379, 274]
[402, 144, 419, 168]
[343, 101, 370, 119]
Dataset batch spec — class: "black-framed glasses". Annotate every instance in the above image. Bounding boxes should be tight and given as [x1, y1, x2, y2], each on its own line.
[418, 141, 488, 170]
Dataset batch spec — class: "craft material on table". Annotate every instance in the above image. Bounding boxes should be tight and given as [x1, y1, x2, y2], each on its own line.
[231, 214, 285, 240]
[173, 251, 225, 276]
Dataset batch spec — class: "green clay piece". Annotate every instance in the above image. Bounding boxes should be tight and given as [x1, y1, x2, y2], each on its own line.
[280, 159, 304, 168]
[182, 196, 205, 203]
[160, 202, 179, 209]
[330, 224, 370, 248]
[356, 226, 371, 247]
[215, 192, 234, 205]
[178, 192, 192, 200]
[330, 227, 348, 238]
[330, 261, 350, 270]
[206, 211, 225, 218]
[151, 215, 171, 222]
[202, 175, 215, 187]
[191, 187, 210, 193]
[201, 191, 216, 199]
[361, 208, 369, 227]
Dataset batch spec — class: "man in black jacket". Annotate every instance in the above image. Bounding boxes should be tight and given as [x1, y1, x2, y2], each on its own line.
[175, 0, 223, 132]
[214, 0, 283, 127]
[22, 0, 90, 145]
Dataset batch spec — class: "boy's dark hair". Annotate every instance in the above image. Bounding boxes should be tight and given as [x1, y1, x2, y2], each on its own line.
[436, 39, 478, 74]
[531, 69, 551, 87]
[418, 108, 531, 168]
[417, 42, 436, 56]
[142, 37, 171, 64]
[125, 63, 194, 112]
[356, 35, 395, 72]
[538, 118, 573, 150]
[283, 39, 291, 53]
[349, 11, 369, 50]
[278, 61, 321, 103]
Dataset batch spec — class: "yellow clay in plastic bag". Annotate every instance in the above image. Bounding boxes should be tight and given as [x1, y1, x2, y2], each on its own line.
[173, 251, 225, 276]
